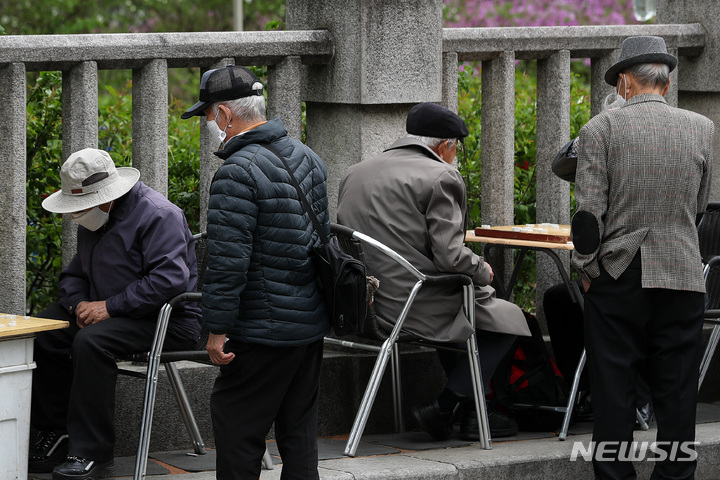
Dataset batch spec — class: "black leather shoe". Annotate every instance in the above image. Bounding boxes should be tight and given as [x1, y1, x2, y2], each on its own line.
[52, 456, 113, 480]
[411, 400, 455, 441]
[574, 391, 594, 422]
[460, 409, 519, 440]
[28, 429, 69, 473]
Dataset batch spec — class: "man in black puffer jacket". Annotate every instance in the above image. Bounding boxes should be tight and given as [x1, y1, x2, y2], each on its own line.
[183, 65, 330, 480]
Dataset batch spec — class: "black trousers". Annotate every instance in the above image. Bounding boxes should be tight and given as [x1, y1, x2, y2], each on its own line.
[210, 338, 324, 480]
[584, 257, 704, 480]
[439, 329, 516, 397]
[545, 281, 652, 407]
[545, 280, 589, 391]
[30, 302, 194, 461]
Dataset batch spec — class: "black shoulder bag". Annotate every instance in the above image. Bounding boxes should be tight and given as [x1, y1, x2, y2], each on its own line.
[262, 143, 367, 336]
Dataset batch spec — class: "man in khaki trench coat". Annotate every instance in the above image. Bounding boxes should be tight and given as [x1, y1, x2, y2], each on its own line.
[337, 102, 530, 441]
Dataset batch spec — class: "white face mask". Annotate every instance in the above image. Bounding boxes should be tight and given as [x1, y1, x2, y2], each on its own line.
[206, 119, 227, 148]
[603, 92, 626, 111]
[71, 204, 111, 231]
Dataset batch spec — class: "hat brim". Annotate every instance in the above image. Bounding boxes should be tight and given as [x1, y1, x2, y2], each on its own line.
[181, 100, 211, 119]
[604, 52, 677, 86]
[42, 167, 140, 214]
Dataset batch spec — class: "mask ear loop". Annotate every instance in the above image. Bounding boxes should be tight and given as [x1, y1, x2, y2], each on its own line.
[617, 74, 628, 101]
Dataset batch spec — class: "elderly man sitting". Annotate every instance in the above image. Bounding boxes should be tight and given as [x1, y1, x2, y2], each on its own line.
[337, 103, 530, 441]
[29, 148, 202, 480]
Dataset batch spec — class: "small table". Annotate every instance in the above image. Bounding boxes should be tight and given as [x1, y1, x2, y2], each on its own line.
[0, 313, 68, 478]
[465, 225, 586, 440]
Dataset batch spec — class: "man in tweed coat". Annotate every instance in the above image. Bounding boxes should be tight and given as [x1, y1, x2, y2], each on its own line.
[572, 36, 714, 480]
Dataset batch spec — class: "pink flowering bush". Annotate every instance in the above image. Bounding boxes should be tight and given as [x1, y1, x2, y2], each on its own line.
[444, 0, 642, 28]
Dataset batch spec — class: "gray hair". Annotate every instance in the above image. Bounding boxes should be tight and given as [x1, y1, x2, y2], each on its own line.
[212, 82, 267, 123]
[624, 63, 670, 89]
[407, 134, 457, 149]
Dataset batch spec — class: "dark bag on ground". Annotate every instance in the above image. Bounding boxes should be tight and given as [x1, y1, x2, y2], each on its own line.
[490, 311, 569, 431]
[312, 237, 367, 337]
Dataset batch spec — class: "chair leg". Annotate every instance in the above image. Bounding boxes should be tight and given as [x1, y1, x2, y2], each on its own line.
[262, 446, 274, 470]
[132, 354, 162, 480]
[344, 336, 397, 457]
[559, 349, 586, 441]
[635, 409, 650, 431]
[466, 332, 491, 449]
[699, 324, 720, 391]
[390, 343, 404, 433]
[133, 303, 173, 480]
[165, 362, 207, 455]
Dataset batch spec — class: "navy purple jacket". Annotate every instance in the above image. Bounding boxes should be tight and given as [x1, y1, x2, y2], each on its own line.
[58, 181, 202, 341]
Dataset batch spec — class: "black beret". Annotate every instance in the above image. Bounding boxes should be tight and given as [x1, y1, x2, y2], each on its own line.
[406, 103, 469, 139]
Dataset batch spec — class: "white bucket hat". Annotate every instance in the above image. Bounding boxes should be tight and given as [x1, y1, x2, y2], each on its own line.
[42, 148, 140, 214]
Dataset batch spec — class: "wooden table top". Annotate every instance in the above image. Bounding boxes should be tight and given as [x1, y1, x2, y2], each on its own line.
[466, 224, 574, 251]
[0, 313, 69, 339]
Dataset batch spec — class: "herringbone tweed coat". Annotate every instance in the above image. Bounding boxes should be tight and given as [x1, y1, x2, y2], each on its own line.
[572, 93, 714, 292]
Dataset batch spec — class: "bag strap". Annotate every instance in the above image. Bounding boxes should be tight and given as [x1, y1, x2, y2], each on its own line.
[260, 142, 329, 245]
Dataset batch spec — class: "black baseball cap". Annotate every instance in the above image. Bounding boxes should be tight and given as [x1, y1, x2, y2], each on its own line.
[181, 65, 263, 119]
[406, 103, 469, 139]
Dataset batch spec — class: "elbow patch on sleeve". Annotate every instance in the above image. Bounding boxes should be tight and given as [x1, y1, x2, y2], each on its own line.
[571, 210, 601, 255]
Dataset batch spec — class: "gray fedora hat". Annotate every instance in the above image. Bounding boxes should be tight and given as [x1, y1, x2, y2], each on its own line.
[604, 36, 677, 86]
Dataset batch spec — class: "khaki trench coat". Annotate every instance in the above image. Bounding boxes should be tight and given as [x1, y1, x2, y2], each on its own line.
[337, 138, 530, 342]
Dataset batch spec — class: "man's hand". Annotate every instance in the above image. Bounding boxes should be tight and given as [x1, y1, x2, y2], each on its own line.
[75, 300, 110, 328]
[207, 333, 235, 365]
[485, 262, 494, 285]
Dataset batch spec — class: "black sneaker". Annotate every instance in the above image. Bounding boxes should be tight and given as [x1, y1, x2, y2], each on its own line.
[28, 429, 69, 473]
[52, 456, 114, 480]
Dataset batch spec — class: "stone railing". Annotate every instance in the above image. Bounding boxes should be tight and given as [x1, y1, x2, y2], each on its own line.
[0, 20, 709, 315]
[0, 30, 333, 314]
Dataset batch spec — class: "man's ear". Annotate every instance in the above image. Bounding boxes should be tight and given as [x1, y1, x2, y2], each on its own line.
[216, 104, 232, 127]
[662, 77, 670, 97]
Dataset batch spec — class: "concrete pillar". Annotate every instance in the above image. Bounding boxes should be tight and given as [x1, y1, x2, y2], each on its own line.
[133, 59, 169, 196]
[61, 62, 98, 267]
[535, 50, 571, 326]
[287, 0, 444, 218]
[0, 63, 27, 315]
[268, 56, 303, 141]
[658, 0, 720, 199]
[590, 53, 616, 118]
[480, 51, 516, 284]
[199, 58, 234, 231]
[480, 51, 515, 228]
[442, 52, 459, 112]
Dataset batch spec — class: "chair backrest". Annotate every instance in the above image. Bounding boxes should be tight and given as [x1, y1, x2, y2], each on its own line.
[331, 224, 389, 341]
[699, 202, 720, 263]
[330, 223, 473, 342]
[706, 256, 720, 314]
[191, 232, 210, 351]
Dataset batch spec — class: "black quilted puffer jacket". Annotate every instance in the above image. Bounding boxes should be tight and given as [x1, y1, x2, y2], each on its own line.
[202, 117, 331, 346]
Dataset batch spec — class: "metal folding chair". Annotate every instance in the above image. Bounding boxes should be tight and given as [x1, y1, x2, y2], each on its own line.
[696, 202, 720, 391]
[119, 232, 273, 479]
[325, 224, 491, 457]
